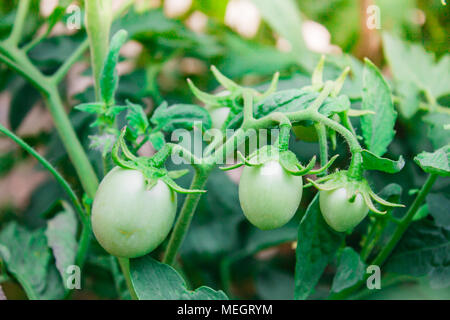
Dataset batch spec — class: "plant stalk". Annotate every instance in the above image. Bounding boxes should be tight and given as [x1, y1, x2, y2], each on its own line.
[117, 257, 138, 300]
[163, 166, 213, 265]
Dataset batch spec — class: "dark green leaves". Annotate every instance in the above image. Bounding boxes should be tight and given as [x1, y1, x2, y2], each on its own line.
[331, 247, 365, 293]
[294, 195, 344, 299]
[361, 58, 397, 156]
[385, 219, 450, 288]
[361, 149, 405, 173]
[130, 255, 227, 300]
[125, 100, 149, 137]
[100, 29, 128, 106]
[414, 145, 450, 177]
[150, 102, 212, 133]
[0, 222, 65, 300]
[254, 89, 350, 119]
[45, 202, 78, 287]
[427, 193, 450, 228]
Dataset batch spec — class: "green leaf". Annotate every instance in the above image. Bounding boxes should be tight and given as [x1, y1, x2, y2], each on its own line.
[385, 219, 450, 289]
[9, 81, 41, 131]
[382, 33, 450, 100]
[125, 100, 149, 137]
[361, 149, 405, 173]
[423, 113, 450, 149]
[331, 247, 365, 293]
[74, 102, 105, 114]
[150, 102, 212, 133]
[46, 0, 72, 31]
[412, 204, 429, 222]
[130, 255, 228, 300]
[395, 81, 421, 118]
[360, 58, 397, 156]
[219, 34, 296, 78]
[45, 201, 78, 287]
[251, 0, 315, 71]
[426, 193, 450, 228]
[182, 169, 245, 260]
[0, 222, 65, 299]
[254, 89, 350, 119]
[414, 145, 450, 177]
[294, 195, 344, 299]
[100, 29, 128, 106]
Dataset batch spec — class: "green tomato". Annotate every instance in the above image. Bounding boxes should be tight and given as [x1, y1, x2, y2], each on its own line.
[238, 160, 303, 230]
[319, 188, 369, 232]
[210, 107, 230, 129]
[91, 167, 177, 258]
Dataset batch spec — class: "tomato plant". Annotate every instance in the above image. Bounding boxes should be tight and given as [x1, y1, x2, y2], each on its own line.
[0, 0, 448, 303]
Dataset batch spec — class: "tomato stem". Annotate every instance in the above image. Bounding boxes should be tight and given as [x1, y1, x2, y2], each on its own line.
[315, 123, 329, 176]
[163, 166, 213, 265]
[117, 258, 138, 300]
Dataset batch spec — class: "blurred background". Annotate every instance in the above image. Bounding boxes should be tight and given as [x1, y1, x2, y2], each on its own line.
[0, 0, 449, 299]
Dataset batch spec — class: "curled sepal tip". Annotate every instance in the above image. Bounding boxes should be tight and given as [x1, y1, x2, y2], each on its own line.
[309, 154, 339, 175]
[112, 127, 140, 170]
[308, 170, 404, 215]
[162, 176, 207, 194]
[210, 65, 240, 92]
[167, 169, 190, 180]
[187, 78, 228, 106]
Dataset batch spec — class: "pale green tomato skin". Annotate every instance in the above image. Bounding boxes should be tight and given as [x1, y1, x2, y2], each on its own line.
[91, 167, 177, 258]
[319, 188, 369, 232]
[210, 107, 230, 129]
[238, 160, 303, 230]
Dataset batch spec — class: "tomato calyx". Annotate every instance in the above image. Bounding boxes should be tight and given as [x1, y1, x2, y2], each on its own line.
[308, 170, 404, 214]
[111, 128, 206, 194]
[221, 144, 338, 177]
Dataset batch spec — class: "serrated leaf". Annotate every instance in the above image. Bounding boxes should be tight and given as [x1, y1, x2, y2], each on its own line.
[45, 201, 78, 287]
[331, 247, 365, 293]
[125, 100, 149, 136]
[361, 58, 397, 156]
[385, 219, 450, 289]
[74, 102, 105, 114]
[130, 255, 228, 300]
[0, 222, 65, 299]
[150, 102, 212, 133]
[100, 29, 128, 106]
[414, 145, 450, 177]
[383, 33, 450, 99]
[294, 195, 344, 299]
[361, 149, 405, 173]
